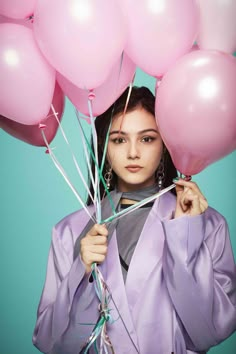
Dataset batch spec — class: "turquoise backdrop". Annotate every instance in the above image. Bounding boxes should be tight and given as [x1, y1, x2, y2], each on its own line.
[0, 69, 235, 354]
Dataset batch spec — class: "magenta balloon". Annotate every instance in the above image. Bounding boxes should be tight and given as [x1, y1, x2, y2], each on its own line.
[0, 82, 65, 146]
[34, 0, 126, 90]
[197, 0, 236, 54]
[0, 23, 56, 125]
[123, 0, 199, 77]
[155, 50, 236, 175]
[0, 0, 36, 19]
[57, 53, 136, 117]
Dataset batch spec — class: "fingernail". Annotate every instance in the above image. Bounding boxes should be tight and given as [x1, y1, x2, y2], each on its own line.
[173, 177, 179, 182]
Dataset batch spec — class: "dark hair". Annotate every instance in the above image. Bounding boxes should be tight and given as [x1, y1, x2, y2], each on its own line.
[87, 86, 177, 205]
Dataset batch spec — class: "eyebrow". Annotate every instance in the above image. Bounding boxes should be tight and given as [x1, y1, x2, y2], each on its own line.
[109, 129, 159, 136]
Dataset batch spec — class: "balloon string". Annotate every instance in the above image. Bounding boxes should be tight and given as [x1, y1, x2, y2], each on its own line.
[100, 119, 111, 183]
[80, 263, 115, 354]
[75, 111, 116, 215]
[50, 104, 95, 205]
[88, 98, 102, 223]
[40, 129, 96, 222]
[118, 81, 133, 133]
[75, 109, 96, 197]
[103, 183, 176, 224]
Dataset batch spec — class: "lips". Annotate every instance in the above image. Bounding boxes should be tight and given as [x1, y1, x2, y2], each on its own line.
[125, 165, 143, 173]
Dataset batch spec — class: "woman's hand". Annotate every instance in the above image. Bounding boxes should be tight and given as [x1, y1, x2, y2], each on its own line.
[80, 224, 108, 274]
[173, 178, 208, 218]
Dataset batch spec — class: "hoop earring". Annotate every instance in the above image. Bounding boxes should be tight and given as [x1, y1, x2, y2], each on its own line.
[104, 166, 113, 190]
[156, 157, 165, 189]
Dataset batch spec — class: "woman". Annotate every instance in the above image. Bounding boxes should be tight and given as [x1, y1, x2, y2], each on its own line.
[33, 87, 236, 354]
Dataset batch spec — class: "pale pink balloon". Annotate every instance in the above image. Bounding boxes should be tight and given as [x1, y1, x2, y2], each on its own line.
[155, 50, 236, 175]
[0, 82, 65, 146]
[0, 23, 56, 125]
[34, 0, 126, 90]
[0, 0, 36, 19]
[57, 53, 136, 117]
[197, 0, 236, 54]
[123, 0, 199, 77]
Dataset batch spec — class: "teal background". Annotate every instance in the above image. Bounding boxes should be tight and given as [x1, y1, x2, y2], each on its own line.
[0, 68, 235, 354]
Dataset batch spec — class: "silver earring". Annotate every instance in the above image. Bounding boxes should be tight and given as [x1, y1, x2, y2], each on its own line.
[104, 166, 113, 190]
[156, 157, 165, 189]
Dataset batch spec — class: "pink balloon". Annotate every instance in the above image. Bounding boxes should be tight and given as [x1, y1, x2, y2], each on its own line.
[123, 0, 199, 77]
[155, 50, 236, 175]
[0, 14, 33, 28]
[0, 23, 56, 125]
[34, 0, 126, 90]
[57, 53, 136, 117]
[0, 0, 36, 19]
[197, 0, 236, 54]
[0, 82, 65, 146]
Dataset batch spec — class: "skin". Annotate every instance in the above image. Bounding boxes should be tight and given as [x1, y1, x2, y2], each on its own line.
[80, 108, 208, 273]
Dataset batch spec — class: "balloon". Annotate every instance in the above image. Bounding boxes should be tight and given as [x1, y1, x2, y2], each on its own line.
[34, 0, 126, 90]
[155, 50, 236, 175]
[0, 23, 56, 125]
[0, 0, 36, 20]
[0, 82, 65, 146]
[197, 0, 236, 54]
[57, 53, 136, 117]
[123, 0, 199, 77]
[0, 14, 33, 28]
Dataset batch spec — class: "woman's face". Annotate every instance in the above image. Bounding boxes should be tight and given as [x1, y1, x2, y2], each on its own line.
[107, 107, 163, 192]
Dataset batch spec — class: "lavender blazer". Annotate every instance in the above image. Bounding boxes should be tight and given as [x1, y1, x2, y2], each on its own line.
[33, 192, 236, 354]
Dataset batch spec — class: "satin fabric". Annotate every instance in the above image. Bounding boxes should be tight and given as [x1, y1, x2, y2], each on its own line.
[33, 191, 236, 354]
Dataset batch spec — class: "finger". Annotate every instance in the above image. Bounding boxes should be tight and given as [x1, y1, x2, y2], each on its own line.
[80, 236, 107, 250]
[89, 235, 108, 245]
[88, 224, 108, 237]
[89, 244, 108, 255]
[174, 179, 204, 197]
[83, 252, 106, 265]
[175, 183, 184, 196]
[179, 187, 192, 210]
[190, 195, 202, 215]
[92, 253, 106, 263]
[175, 180, 208, 207]
[199, 197, 208, 213]
[182, 193, 202, 215]
[182, 189, 208, 214]
[179, 195, 190, 212]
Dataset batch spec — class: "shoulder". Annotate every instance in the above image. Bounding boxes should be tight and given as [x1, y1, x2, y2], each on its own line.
[53, 206, 94, 245]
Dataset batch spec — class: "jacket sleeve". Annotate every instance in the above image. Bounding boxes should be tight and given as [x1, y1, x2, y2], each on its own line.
[32, 225, 92, 353]
[162, 209, 236, 351]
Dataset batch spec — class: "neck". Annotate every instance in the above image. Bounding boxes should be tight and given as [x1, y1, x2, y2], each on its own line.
[118, 183, 159, 203]
[120, 198, 137, 205]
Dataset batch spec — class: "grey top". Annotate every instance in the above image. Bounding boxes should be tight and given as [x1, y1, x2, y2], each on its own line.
[116, 183, 159, 282]
[116, 204, 152, 282]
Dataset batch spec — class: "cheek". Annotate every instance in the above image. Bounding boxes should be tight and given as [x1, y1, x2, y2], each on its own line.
[107, 146, 121, 167]
[147, 145, 163, 169]
[107, 144, 125, 162]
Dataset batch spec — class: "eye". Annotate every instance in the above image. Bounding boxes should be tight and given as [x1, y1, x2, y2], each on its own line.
[141, 136, 155, 143]
[112, 137, 126, 144]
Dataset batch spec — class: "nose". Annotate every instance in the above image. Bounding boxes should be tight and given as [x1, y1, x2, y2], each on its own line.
[127, 141, 140, 159]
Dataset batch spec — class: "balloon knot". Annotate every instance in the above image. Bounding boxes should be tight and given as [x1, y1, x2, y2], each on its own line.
[88, 90, 95, 101]
[39, 123, 46, 129]
[26, 13, 34, 22]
